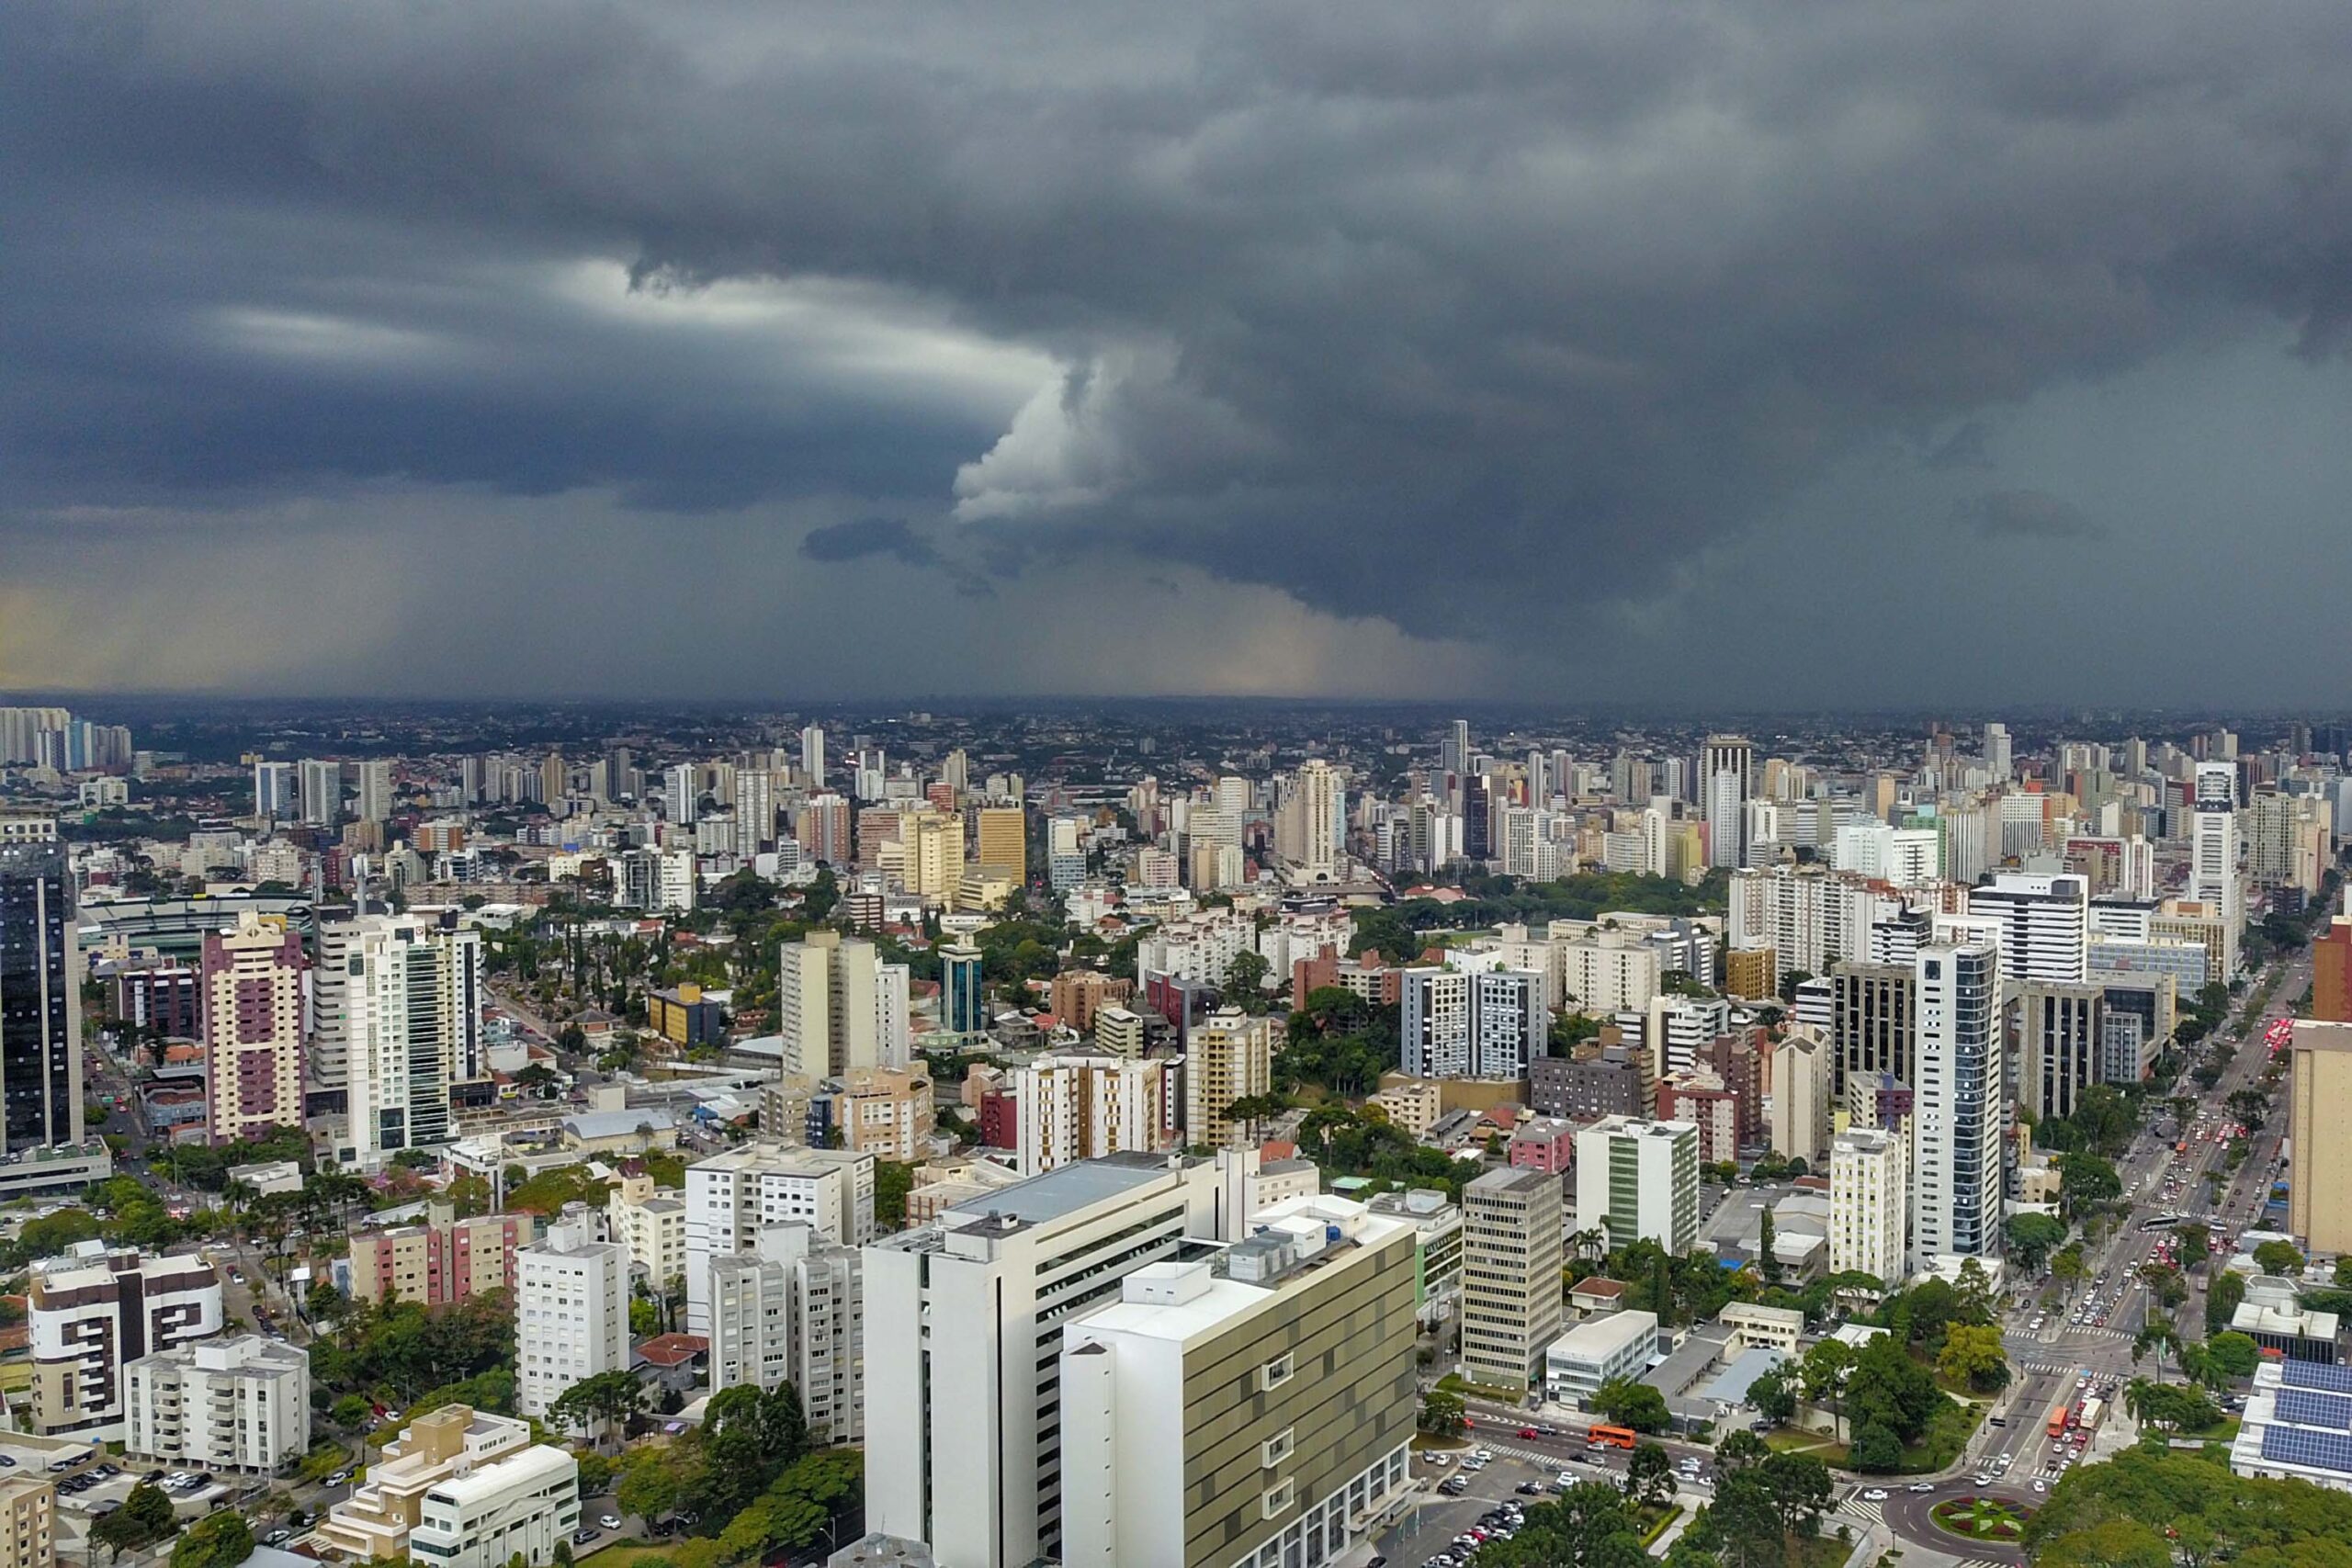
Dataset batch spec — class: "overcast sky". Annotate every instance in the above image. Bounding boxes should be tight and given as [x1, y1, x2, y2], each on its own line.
[6, 2, 2352, 706]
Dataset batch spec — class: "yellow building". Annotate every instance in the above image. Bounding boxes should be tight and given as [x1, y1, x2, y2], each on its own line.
[0, 1478, 55, 1568]
[1182, 1009, 1275, 1149]
[1724, 944, 1777, 1003]
[972, 806, 1025, 882]
[2290, 1020, 2352, 1253]
[895, 809, 963, 902]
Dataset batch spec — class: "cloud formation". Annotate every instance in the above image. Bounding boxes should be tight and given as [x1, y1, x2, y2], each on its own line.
[1956, 489, 2109, 542]
[5, 2, 2352, 697]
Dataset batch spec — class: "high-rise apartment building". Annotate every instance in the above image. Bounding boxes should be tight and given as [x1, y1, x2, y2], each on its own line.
[1460, 1168, 1565, 1393]
[605, 1173, 687, 1289]
[1182, 1008, 1275, 1148]
[796, 792, 852, 865]
[198, 911, 305, 1144]
[864, 1154, 1246, 1568]
[684, 1144, 876, 1334]
[704, 1224, 864, 1446]
[1829, 1128, 1908, 1288]
[2289, 1021, 2352, 1254]
[0, 840, 82, 1155]
[124, 1335, 311, 1472]
[800, 725, 826, 784]
[252, 760, 297, 820]
[1911, 934, 2003, 1267]
[1058, 1195, 1417, 1568]
[1573, 1116, 1700, 1254]
[1012, 1051, 1178, 1175]
[334, 913, 485, 1164]
[1399, 965, 1546, 1079]
[514, 1214, 628, 1426]
[299, 759, 342, 825]
[28, 1243, 221, 1439]
[1702, 734, 1753, 869]
[2316, 919, 2352, 1023]
[1770, 1029, 1833, 1168]
[777, 931, 911, 1077]
[2188, 761, 2245, 977]
[354, 760, 395, 824]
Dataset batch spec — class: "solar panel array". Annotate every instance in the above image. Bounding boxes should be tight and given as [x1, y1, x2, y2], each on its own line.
[2260, 1425, 2352, 1475]
[2280, 1361, 2352, 1394]
[2275, 1388, 2352, 1431]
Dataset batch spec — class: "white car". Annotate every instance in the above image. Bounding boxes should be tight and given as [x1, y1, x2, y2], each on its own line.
[1862, 1488, 1889, 1501]
[1907, 1483, 1935, 1494]
[1470, 1450, 1493, 1462]
[2034, 1480, 2048, 1493]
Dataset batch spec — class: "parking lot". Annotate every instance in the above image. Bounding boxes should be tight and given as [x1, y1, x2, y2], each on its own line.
[1371, 1439, 1699, 1568]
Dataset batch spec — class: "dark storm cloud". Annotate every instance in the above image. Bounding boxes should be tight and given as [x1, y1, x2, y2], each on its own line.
[6, 0, 2352, 665]
[800, 517, 939, 567]
[1956, 490, 2109, 542]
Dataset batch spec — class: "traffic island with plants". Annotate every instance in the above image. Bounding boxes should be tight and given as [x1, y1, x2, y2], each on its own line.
[1930, 1495, 2031, 1543]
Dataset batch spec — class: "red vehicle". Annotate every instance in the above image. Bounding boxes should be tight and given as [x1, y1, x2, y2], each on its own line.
[1586, 1426, 1638, 1450]
[2047, 1401, 2070, 1440]
[1516, 1427, 1540, 1439]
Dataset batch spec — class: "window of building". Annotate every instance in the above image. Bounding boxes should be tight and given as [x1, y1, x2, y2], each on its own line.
[1261, 1427, 1295, 1468]
[1261, 1479, 1295, 1519]
[1260, 1352, 1295, 1393]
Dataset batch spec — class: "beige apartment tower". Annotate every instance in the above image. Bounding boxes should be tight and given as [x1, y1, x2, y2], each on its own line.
[1460, 1167, 1565, 1393]
[2289, 1021, 2352, 1253]
[1182, 1009, 1275, 1149]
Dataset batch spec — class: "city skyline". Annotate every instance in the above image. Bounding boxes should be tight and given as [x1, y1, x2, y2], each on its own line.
[7, 4, 2352, 703]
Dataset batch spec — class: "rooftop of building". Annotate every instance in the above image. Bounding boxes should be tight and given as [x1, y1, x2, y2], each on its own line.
[634, 1334, 708, 1368]
[1548, 1307, 1659, 1359]
[936, 1150, 1180, 1231]
[1702, 1346, 1786, 1406]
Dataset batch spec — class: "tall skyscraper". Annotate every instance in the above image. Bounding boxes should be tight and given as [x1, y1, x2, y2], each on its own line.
[2188, 761, 2245, 976]
[664, 763, 699, 826]
[299, 759, 342, 826]
[1829, 1128, 1908, 1288]
[1399, 965, 1545, 1079]
[1183, 1010, 1275, 1149]
[2288, 1021, 2352, 1254]
[800, 724, 825, 784]
[1983, 721, 2012, 782]
[252, 761, 297, 821]
[776, 931, 910, 1077]
[198, 911, 305, 1145]
[1702, 734, 1753, 870]
[1965, 873, 2089, 986]
[0, 838, 81, 1153]
[353, 760, 394, 824]
[973, 806, 1025, 882]
[1461, 1167, 1566, 1393]
[1910, 933, 2003, 1266]
[338, 913, 484, 1163]
[1572, 1116, 1699, 1254]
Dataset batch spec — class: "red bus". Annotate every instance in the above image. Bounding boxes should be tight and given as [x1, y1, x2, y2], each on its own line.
[1586, 1426, 1638, 1450]
[2047, 1401, 2070, 1440]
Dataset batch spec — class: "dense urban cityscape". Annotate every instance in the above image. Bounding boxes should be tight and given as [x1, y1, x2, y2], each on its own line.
[0, 702, 2350, 1568]
[12, 5, 2352, 1568]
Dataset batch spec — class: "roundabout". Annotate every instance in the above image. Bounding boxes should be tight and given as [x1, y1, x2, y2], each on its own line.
[1928, 1495, 2033, 1547]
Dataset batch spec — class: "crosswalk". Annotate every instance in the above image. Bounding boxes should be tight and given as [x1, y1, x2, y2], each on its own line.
[1836, 1496, 2011, 1568]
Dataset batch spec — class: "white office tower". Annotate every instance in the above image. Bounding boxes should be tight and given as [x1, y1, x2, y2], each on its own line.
[1057, 1196, 1418, 1568]
[800, 725, 826, 784]
[296, 758, 341, 824]
[340, 913, 485, 1164]
[864, 1154, 1246, 1568]
[1830, 1128, 1909, 1288]
[1399, 964, 1545, 1078]
[1645, 992, 1731, 1078]
[515, 1213, 628, 1426]
[706, 1224, 865, 1446]
[2189, 761, 2245, 976]
[1832, 822, 1941, 887]
[684, 1144, 876, 1334]
[778, 931, 910, 1076]
[1984, 722, 2012, 783]
[354, 759, 395, 824]
[124, 1335, 311, 1472]
[1702, 734, 1753, 869]
[1573, 1117, 1701, 1253]
[663, 762, 699, 826]
[1910, 934, 2004, 1268]
[253, 760, 297, 820]
[1964, 873, 2089, 985]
